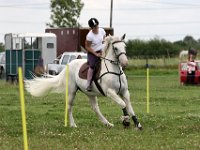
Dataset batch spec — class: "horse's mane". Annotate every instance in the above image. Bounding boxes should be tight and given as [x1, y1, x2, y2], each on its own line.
[102, 35, 121, 57]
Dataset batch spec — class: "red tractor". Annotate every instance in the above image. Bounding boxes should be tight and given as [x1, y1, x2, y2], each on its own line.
[179, 61, 200, 85]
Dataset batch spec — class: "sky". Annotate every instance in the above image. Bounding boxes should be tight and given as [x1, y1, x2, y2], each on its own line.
[0, 0, 200, 43]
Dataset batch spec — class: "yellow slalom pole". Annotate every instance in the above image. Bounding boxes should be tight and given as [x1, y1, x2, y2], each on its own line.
[146, 65, 150, 114]
[18, 67, 28, 150]
[64, 65, 69, 127]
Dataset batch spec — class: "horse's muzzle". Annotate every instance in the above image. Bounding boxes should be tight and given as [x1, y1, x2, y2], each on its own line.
[120, 55, 128, 68]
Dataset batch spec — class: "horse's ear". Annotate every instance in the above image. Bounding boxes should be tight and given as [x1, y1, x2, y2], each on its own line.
[105, 34, 111, 37]
[121, 34, 126, 40]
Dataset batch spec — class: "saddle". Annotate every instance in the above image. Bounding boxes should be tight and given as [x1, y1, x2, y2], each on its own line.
[78, 61, 105, 96]
[79, 61, 101, 80]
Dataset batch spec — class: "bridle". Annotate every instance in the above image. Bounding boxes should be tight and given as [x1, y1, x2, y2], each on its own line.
[101, 40, 127, 64]
[112, 40, 127, 61]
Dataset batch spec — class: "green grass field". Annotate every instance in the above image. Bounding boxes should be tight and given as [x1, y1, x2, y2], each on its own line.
[0, 68, 200, 150]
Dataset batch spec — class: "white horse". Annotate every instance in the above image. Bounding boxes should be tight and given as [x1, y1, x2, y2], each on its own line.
[25, 34, 142, 130]
[179, 50, 188, 59]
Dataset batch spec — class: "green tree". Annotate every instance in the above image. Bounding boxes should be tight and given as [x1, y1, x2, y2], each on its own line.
[126, 38, 180, 58]
[174, 36, 200, 50]
[183, 35, 197, 47]
[47, 0, 84, 28]
[0, 43, 4, 52]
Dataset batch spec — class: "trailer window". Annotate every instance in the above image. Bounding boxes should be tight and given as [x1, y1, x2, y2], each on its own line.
[24, 37, 38, 49]
[47, 43, 54, 48]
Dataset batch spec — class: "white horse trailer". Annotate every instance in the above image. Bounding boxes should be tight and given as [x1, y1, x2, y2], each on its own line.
[4, 33, 57, 81]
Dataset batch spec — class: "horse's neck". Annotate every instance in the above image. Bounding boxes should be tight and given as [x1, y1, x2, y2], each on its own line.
[104, 47, 116, 62]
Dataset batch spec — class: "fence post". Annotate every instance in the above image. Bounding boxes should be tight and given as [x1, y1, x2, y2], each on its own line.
[146, 58, 150, 113]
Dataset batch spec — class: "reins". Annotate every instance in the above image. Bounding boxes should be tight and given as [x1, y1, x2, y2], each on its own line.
[100, 56, 119, 64]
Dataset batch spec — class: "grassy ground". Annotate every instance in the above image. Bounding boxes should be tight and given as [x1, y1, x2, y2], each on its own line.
[127, 55, 200, 69]
[0, 68, 200, 150]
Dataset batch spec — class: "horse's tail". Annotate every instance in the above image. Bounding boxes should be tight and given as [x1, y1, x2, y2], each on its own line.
[24, 68, 66, 97]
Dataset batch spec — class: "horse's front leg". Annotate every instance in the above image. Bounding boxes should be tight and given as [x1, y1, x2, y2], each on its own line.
[122, 90, 142, 130]
[106, 89, 130, 128]
[88, 96, 114, 127]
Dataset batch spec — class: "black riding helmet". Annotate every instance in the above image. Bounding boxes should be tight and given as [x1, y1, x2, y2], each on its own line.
[88, 18, 99, 29]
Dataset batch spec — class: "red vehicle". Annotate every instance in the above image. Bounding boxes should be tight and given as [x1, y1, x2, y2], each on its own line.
[179, 61, 200, 85]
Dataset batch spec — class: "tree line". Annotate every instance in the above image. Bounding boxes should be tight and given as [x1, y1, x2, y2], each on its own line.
[126, 35, 200, 58]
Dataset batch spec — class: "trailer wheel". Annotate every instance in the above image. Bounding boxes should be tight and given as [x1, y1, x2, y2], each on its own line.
[0, 67, 3, 78]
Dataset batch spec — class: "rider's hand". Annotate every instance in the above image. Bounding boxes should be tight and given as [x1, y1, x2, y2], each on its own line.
[95, 52, 102, 57]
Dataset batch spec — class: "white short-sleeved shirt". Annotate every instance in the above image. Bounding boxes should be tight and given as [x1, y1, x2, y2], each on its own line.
[86, 28, 106, 52]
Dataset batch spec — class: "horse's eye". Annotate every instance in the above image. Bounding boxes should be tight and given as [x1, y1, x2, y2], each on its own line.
[114, 47, 118, 51]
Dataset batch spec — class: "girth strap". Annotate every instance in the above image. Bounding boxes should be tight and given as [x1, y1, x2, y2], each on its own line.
[92, 61, 106, 96]
[93, 79, 106, 96]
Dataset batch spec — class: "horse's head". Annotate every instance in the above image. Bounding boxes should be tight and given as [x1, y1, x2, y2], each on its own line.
[103, 34, 128, 67]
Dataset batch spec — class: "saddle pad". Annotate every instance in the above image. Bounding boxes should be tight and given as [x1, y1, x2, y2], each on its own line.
[79, 62, 89, 80]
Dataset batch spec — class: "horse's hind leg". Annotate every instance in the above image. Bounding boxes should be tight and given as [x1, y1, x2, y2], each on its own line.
[88, 96, 114, 127]
[122, 90, 142, 130]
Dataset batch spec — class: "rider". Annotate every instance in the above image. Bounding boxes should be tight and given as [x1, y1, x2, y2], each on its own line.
[187, 48, 197, 84]
[85, 18, 106, 91]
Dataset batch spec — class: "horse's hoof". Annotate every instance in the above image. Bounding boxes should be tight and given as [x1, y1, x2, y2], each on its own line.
[123, 120, 130, 128]
[136, 123, 143, 130]
[70, 124, 77, 128]
[121, 116, 130, 128]
[106, 122, 114, 128]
